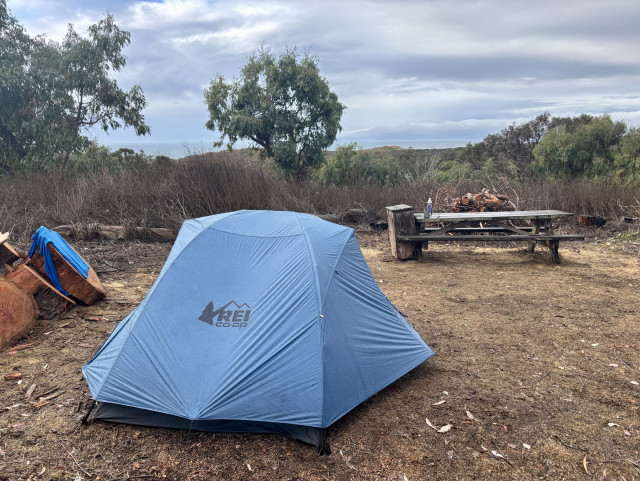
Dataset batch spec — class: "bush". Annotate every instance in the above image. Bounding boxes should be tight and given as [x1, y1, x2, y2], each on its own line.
[2, 148, 639, 242]
[318, 143, 401, 187]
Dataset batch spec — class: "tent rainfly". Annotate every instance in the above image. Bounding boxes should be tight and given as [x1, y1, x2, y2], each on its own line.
[83, 210, 433, 452]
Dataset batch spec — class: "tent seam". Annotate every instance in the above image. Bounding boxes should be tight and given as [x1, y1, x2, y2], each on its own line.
[318, 229, 353, 427]
[294, 213, 328, 427]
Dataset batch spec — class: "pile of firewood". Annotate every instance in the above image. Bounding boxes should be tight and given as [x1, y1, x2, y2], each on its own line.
[0, 232, 106, 351]
[452, 189, 515, 212]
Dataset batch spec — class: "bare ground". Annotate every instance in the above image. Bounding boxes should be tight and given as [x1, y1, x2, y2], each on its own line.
[1, 222, 639, 481]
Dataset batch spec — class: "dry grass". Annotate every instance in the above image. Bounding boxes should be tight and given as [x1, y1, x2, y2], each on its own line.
[2, 151, 639, 241]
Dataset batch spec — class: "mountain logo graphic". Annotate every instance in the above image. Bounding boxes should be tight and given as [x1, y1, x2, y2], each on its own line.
[198, 300, 251, 328]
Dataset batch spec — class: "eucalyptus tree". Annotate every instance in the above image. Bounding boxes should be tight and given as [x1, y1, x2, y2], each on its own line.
[204, 48, 345, 180]
[0, 5, 149, 174]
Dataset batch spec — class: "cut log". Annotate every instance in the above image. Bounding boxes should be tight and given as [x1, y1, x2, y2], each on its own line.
[6, 264, 75, 320]
[386, 204, 422, 261]
[53, 224, 176, 242]
[452, 189, 515, 213]
[578, 215, 595, 226]
[577, 215, 606, 227]
[0, 241, 27, 265]
[0, 279, 38, 352]
[29, 244, 106, 305]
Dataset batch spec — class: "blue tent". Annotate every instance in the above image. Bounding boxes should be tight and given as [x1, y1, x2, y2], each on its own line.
[83, 210, 433, 452]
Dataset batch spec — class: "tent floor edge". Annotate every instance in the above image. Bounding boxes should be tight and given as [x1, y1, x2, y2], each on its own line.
[318, 428, 331, 455]
[91, 401, 326, 450]
[81, 399, 97, 425]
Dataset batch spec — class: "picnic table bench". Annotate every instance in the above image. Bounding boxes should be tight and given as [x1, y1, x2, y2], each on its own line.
[385, 205, 585, 263]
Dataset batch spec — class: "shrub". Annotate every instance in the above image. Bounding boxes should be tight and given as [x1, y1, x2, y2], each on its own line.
[318, 143, 401, 187]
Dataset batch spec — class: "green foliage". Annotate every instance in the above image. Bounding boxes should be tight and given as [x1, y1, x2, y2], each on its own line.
[533, 115, 626, 180]
[453, 113, 553, 179]
[433, 160, 474, 183]
[319, 143, 401, 187]
[613, 128, 640, 185]
[67, 140, 157, 174]
[0, 6, 149, 175]
[204, 47, 345, 180]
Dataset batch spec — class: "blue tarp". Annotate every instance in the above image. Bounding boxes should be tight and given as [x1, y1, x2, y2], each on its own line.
[28, 226, 89, 296]
[83, 211, 433, 449]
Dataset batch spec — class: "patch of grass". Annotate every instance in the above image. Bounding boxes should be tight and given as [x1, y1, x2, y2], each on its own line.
[612, 231, 640, 244]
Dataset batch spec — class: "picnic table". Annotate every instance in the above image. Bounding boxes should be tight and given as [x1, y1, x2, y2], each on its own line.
[385, 205, 585, 263]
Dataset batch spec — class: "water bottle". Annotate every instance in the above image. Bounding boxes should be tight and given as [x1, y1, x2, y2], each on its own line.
[425, 198, 433, 218]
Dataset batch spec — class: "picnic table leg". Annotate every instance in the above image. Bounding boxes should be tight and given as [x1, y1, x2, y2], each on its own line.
[548, 239, 560, 264]
[527, 221, 540, 252]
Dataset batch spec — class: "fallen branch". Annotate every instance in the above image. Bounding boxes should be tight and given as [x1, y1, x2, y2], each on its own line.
[552, 434, 588, 452]
[491, 440, 514, 467]
[104, 476, 156, 481]
[56, 440, 92, 478]
[614, 348, 638, 375]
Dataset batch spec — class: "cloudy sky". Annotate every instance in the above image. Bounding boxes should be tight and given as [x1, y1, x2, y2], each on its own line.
[6, 0, 640, 151]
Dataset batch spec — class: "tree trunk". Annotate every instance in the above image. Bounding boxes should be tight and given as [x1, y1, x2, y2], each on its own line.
[0, 279, 38, 352]
[29, 244, 106, 305]
[0, 122, 27, 167]
[53, 224, 176, 242]
[6, 264, 75, 320]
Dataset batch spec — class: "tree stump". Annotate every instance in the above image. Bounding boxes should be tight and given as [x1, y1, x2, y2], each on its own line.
[386, 204, 422, 261]
[6, 264, 75, 319]
[0, 279, 38, 352]
[29, 244, 106, 305]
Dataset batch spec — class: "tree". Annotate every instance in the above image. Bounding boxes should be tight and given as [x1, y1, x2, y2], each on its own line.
[613, 128, 640, 185]
[204, 47, 345, 180]
[319, 143, 401, 187]
[453, 113, 553, 179]
[533, 115, 626, 180]
[57, 14, 149, 163]
[0, 2, 38, 173]
[0, 5, 149, 174]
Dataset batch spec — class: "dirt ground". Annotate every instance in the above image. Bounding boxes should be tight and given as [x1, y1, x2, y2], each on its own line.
[1, 220, 639, 480]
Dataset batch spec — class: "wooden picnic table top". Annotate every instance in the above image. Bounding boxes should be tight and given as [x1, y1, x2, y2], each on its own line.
[415, 210, 574, 223]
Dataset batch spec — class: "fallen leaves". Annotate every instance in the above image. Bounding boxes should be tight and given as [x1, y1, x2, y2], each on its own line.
[4, 373, 22, 381]
[425, 418, 438, 431]
[425, 418, 453, 433]
[25, 383, 36, 398]
[339, 450, 356, 470]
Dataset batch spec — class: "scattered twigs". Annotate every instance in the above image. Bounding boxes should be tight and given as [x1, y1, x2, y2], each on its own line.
[552, 434, 588, 452]
[56, 440, 92, 478]
[533, 371, 551, 382]
[597, 458, 640, 473]
[614, 348, 638, 374]
[491, 440, 514, 467]
[574, 375, 586, 393]
[104, 476, 156, 481]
